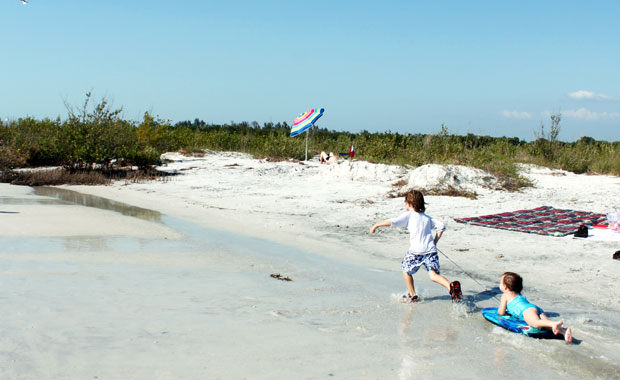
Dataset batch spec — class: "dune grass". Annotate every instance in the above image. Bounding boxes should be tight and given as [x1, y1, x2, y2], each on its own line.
[1, 96, 618, 188]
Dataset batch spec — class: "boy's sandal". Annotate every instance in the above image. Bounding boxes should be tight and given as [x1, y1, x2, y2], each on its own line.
[449, 281, 463, 302]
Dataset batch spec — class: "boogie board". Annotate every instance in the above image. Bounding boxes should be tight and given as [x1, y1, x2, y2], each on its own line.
[481, 307, 563, 339]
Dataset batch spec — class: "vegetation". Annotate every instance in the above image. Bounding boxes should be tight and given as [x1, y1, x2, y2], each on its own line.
[4, 167, 175, 187]
[1, 94, 619, 188]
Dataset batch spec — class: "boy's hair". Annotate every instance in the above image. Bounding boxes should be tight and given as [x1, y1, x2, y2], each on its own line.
[502, 272, 523, 293]
[405, 190, 425, 213]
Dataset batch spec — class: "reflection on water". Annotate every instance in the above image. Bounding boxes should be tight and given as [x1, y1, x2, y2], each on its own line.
[0, 186, 180, 253]
[493, 347, 507, 371]
[0, 235, 181, 254]
[63, 236, 109, 251]
[398, 304, 464, 379]
[3, 186, 294, 256]
[0, 196, 62, 205]
[33, 187, 163, 223]
[60, 236, 168, 252]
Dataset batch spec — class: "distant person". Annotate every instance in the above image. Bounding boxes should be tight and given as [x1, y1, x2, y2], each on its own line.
[319, 151, 342, 165]
[369, 190, 462, 303]
[498, 272, 572, 342]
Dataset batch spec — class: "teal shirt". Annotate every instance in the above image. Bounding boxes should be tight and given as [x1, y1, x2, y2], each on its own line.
[506, 295, 544, 320]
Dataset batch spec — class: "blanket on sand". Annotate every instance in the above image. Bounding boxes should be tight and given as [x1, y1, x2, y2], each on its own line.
[455, 206, 607, 237]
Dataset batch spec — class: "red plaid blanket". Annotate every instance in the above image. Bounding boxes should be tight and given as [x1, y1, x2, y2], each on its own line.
[454, 206, 607, 237]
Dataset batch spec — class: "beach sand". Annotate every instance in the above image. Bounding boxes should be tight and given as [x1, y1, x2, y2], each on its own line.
[64, 151, 620, 310]
[1, 151, 619, 379]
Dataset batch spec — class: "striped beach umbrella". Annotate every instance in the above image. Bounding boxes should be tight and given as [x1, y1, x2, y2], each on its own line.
[290, 108, 324, 161]
[290, 108, 324, 137]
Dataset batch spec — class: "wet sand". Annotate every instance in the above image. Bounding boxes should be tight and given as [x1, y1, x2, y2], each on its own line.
[1, 153, 619, 379]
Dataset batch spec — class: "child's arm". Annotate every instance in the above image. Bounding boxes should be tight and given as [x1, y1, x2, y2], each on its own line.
[433, 230, 443, 245]
[369, 220, 391, 234]
[498, 293, 508, 315]
[431, 217, 446, 245]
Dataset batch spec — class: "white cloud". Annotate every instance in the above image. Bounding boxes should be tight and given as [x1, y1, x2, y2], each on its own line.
[501, 110, 533, 119]
[568, 90, 614, 100]
[543, 108, 620, 121]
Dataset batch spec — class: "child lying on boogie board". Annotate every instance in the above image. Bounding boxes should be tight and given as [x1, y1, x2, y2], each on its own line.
[499, 272, 572, 343]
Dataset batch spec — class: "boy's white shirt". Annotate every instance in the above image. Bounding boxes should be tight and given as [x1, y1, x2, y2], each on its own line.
[389, 211, 445, 255]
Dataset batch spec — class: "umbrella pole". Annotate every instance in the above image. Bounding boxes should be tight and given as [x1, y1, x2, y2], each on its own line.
[305, 130, 308, 161]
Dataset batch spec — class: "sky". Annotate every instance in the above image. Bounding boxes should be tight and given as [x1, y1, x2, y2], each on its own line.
[1, 0, 619, 142]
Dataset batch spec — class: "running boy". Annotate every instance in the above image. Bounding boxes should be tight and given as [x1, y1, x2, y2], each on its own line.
[498, 272, 572, 342]
[369, 190, 462, 303]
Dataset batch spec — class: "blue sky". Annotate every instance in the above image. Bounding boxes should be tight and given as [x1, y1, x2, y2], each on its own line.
[1, 1, 619, 141]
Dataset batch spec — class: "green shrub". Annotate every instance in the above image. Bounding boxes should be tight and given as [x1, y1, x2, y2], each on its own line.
[2, 97, 619, 188]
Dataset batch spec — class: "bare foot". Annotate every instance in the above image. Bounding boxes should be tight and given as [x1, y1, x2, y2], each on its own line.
[564, 327, 573, 343]
[551, 320, 563, 335]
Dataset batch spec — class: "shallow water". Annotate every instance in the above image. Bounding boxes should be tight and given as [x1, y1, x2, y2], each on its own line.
[0, 186, 618, 379]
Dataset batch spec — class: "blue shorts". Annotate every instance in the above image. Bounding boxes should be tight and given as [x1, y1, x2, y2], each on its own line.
[402, 252, 440, 275]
